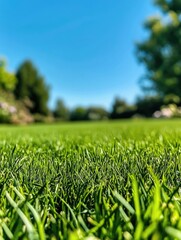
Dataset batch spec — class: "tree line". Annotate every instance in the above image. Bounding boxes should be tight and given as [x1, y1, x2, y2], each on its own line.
[1, 0, 181, 122]
[0, 59, 165, 122]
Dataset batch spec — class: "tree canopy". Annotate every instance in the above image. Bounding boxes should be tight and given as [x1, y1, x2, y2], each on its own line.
[110, 97, 136, 119]
[136, 0, 181, 102]
[53, 99, 69, 120]
[15, 60, 49, 115]
[0, 59, 16, 92]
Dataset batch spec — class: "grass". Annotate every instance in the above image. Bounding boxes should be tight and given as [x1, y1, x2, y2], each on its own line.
[1, 119, 181, 239]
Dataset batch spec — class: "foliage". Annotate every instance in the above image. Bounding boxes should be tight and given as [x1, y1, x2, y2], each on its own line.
[70, 106, 108, 121]
[33, 113, 54, 123]
[154, 103, 181, 118]
[1, 121, 181, 238]
[0, 108, 11, 123]
[86, 106, 108, 120]
[136, 95, 164, 117]
[0, 59, 17, 92]
[15, 60, 49, 115]
[70, 106, 87, 121]
[0, 89, 33, 124]
[53, 99, 69, 120]
[136, 0, 181, 100]
[111, 97, 137, 119]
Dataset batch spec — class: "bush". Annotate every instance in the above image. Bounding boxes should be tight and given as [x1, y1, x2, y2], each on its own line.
[0, 109, 11, 123]
[136, 96, 164, 117]
[86, 107, 108, 120]
[70, 107, 87, 121]
[33, 113, 54, 123]
[110, 98, 137, 119]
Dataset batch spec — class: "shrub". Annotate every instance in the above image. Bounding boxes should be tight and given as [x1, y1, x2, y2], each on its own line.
[0, 109, 11, 123]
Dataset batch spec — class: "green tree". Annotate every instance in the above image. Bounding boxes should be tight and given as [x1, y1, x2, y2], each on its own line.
[136, 95, 164, 117]
[53, 99, 69, 120]
[110, 97, 136, 119]
[70, 107, 87, 121]
[136, 0, 181, 101]
[0, 59, 16, 92]
[86, 107, 108, 120]
[15, 60, 49, 115]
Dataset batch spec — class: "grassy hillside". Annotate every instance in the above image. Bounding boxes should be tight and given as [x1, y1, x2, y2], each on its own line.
[1, 120, 181, 239]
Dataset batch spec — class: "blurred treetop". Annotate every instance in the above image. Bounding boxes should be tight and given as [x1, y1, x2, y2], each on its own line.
[136, 0, 181, 102]
[15, 60, 49, 115]
[0, 59, 16, 92]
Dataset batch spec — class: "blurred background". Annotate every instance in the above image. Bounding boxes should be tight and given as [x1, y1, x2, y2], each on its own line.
[0, 0, 181, 124]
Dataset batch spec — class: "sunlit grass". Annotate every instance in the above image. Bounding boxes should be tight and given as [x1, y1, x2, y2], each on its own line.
[1, 120, 181, 239]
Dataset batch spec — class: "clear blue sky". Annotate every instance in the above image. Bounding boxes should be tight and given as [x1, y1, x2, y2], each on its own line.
[0, 0, 159, 110]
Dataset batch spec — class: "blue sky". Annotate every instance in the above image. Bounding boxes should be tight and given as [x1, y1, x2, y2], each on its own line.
[0, 0, 159, 110]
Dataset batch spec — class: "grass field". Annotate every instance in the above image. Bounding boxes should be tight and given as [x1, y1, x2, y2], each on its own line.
[1, 119, 181, 239]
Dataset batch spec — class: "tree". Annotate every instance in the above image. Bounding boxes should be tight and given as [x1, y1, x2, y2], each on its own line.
[136, 0, 181, 101]
[135, 95, 164, 117]
[86, 107, 108, 120]
[15, 60, 49, 115]
[53, 99, 69, 120]
[110, 97, 136, 119]
[0, 59, 16, 92]
[70, 107, 87, 121]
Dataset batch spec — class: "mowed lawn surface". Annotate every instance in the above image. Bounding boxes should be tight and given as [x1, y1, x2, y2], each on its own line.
[1, 120, 181, 239]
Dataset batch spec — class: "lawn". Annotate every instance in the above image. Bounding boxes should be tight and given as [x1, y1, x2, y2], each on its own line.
[1, 119, 181, 239]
